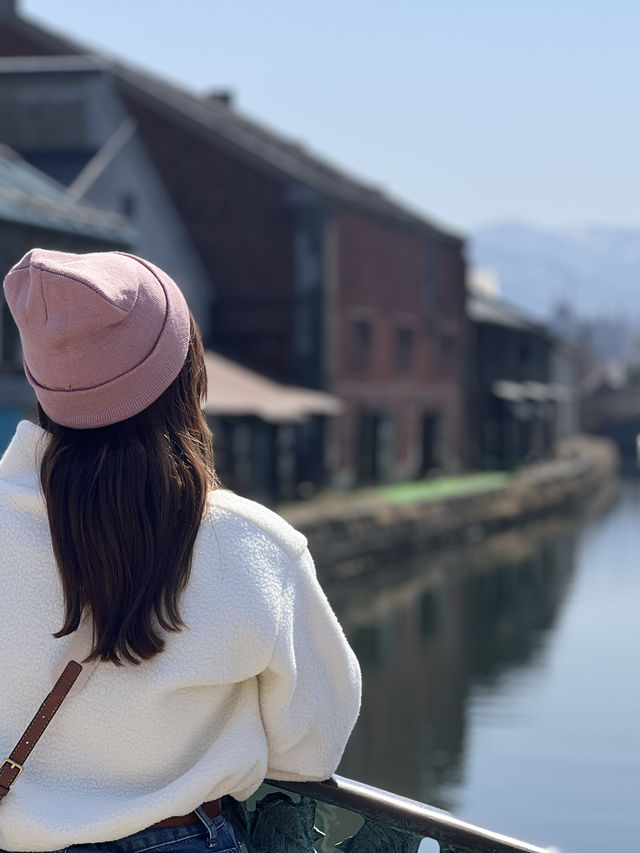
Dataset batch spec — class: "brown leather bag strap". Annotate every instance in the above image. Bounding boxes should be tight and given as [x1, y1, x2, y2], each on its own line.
[0, 660, 82, 802]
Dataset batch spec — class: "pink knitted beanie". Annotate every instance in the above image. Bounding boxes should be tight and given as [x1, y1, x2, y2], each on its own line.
[3, 248, 191, 428]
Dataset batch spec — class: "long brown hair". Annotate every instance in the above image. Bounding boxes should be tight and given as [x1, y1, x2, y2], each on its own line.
[38, 316, 217, 665]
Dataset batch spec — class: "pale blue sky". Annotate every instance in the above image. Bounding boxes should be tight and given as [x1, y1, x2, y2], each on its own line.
[21, 0, 640, 234]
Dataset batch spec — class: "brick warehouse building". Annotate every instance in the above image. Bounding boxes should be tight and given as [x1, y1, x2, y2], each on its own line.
[0, 1, 468, 489]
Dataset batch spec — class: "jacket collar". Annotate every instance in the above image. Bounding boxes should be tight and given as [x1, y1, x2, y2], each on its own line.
[0, 419, 48, 490]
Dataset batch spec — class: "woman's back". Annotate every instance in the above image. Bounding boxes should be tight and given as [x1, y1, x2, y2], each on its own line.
[0, 249, 360, 853]
[0, 421, 359, 851]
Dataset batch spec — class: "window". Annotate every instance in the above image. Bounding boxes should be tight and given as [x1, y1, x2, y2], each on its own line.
[438, 333, 456, 375]
[349, 319, 372, 372]
[395, 326, 414, 374]
[120, 193, 137, 219]
[518, 342, 531, 379]
[422, 242, 440, 331]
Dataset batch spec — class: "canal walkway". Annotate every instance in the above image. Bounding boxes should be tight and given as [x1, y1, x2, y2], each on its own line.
[281, 435, 618, 577]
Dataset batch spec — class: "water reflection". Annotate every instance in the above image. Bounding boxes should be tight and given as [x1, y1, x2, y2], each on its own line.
[332, 519, 579, 810]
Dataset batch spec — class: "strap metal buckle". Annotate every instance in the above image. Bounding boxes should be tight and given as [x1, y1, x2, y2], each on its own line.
[0, 758, 23, 780]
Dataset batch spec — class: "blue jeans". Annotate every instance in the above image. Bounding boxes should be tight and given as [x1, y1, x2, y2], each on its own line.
[0, 806, 242, 853]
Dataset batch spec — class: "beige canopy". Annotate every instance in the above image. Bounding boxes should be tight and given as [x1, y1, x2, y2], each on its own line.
[492, 380, 572, 403]
[203, 351, 342, 423]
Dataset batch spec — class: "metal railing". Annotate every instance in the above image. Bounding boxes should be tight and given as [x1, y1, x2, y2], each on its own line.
[225, 774, 552, 852]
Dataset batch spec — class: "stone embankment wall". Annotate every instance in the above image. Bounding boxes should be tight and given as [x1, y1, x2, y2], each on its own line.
[282, 436, 619, 574]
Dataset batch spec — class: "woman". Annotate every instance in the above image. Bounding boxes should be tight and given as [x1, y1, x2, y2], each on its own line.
[0, 249, 361, 853]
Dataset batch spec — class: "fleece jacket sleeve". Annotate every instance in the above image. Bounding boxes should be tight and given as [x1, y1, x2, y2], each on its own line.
[258, 547, 362, 781]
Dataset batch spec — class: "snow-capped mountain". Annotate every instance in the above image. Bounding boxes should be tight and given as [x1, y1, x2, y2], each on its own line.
[470, 222, 640, 321]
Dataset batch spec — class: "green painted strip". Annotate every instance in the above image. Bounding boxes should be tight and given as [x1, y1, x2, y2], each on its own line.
[380, 472, 511, 505]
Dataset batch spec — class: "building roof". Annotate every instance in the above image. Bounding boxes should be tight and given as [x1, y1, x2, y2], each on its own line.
[203, 351, 342, 423]
[0, 144, 135, 243]
[467, 294, 550, 336]
[114, 65, 461, 240]
[0, 7, 462, 243]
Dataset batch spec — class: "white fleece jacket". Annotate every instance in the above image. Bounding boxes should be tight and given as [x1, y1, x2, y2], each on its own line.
[0, 421, 361, 851]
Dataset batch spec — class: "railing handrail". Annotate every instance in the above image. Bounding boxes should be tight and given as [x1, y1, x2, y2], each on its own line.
[267, 774, 551, 853]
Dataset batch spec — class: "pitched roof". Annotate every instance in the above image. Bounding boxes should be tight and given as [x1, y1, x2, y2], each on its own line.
[0, 7, 462, 243]
[203, 351, 341, 422]
[467, 293, 550, 336]
[0, 144, 135, 243]
[114, 64, 461, 240]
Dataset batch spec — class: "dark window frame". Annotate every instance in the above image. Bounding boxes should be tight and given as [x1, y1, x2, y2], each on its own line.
[395, 325, 414, 374]
[349, 318, 373, 372]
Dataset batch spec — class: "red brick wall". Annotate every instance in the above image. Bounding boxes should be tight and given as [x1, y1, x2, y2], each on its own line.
[121, 92, 296, 382]
[330, 210, 467, 483]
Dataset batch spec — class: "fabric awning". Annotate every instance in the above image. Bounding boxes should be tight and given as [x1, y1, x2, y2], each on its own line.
[492, 380, 572, 403]
[203, 351, 342, 423]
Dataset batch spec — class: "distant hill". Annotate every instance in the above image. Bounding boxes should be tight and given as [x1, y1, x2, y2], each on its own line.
[470, 223, 640, 320]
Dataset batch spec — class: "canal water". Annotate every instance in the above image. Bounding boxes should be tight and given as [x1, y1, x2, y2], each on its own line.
[333, 479, 640, 853]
